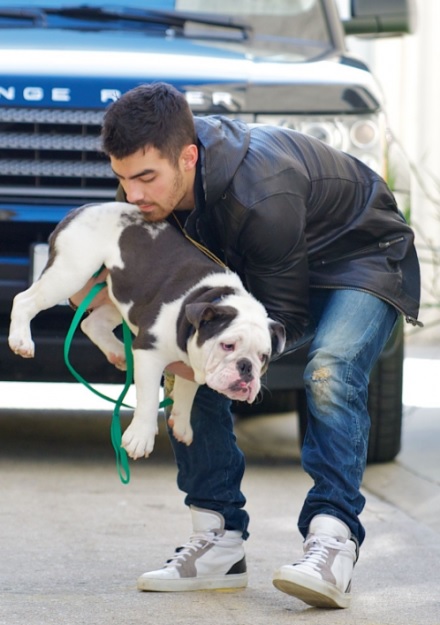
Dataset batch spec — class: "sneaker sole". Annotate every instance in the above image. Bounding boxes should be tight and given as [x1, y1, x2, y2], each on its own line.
[137, 573, 248, 592]
[273, 570, 351, 609]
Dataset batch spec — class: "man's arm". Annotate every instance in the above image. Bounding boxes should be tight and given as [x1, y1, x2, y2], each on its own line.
[165, 362, 195, 381]
[68, 267, 110, 311]
[238, 195, 311, 345]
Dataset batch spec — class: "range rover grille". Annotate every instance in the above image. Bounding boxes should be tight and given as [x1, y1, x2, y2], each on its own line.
[0, 107, 116, 199]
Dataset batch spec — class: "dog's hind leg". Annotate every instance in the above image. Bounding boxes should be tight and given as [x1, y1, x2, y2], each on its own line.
[81, 304, 126, 370]
[168, 377, 198, 445]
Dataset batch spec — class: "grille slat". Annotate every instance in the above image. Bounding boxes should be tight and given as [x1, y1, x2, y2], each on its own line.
[0, 158, 113, 178]
[0, 107, 105, 125]
[0, 106, 112, 198]
[0, 131, 101, 151]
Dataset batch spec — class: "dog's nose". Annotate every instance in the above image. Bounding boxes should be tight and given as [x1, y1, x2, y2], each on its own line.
[237, 358, 253, 381]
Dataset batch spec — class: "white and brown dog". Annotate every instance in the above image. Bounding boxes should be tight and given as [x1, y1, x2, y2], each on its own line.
[9, 202, 285, 458]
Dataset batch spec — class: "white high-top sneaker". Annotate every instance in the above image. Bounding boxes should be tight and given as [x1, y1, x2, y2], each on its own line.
[137, 506, 247, 592]
[273, 514, 357, 609]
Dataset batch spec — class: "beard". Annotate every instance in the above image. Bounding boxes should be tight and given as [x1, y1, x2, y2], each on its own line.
[137, 168, 188, 223]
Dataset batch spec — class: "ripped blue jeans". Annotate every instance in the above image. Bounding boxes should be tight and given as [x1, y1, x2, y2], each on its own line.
[166, 288, 397, 546]
[298, 288, 397, 545]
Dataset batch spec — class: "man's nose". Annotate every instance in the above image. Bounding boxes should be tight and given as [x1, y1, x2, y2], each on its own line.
[123, 181, 144, 204]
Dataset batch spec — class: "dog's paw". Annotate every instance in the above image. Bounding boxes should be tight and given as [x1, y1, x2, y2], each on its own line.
[170, 413, 193, 446]
[107, 351, 127, 371]
[121, 422, 158, 459]
[8, 335, 35, 358]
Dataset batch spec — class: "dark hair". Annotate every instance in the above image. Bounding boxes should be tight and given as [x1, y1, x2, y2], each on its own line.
[101, 82, 197, 166]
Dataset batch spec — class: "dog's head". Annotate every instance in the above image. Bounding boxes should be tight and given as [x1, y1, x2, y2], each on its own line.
[184, 293, 285, 403]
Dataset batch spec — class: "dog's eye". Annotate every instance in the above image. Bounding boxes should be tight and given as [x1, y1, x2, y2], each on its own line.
[260, 354, 269, 364]
[221, 343, 235, 352]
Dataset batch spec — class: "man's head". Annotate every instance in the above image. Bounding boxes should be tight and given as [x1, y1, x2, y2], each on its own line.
[102, 82, 197, 165]
[102, 83, 198, 221]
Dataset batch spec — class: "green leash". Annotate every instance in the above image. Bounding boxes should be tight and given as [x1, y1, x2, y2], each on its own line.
[63, 280, 172, 485]
[64, 283, 133, 408]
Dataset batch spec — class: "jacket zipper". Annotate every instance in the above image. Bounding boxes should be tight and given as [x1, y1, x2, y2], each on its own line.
[311, 236, 405, 268]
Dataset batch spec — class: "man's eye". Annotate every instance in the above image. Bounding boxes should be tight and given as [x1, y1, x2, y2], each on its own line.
[221, 343, 235, 352]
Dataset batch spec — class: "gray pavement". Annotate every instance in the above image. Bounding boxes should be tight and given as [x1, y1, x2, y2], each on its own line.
[1, 404, 440, 625]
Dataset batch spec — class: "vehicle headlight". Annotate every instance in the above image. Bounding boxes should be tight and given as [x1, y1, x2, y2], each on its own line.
[255, 113, 387, 178]
[350, 119, 379, 149]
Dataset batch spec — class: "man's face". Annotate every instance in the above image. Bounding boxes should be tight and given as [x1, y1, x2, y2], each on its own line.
[110, 144, 197, 222]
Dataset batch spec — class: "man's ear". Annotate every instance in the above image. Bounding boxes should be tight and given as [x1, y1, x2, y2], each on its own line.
[181, 144, 198, 171]
[269, 320, 286, 357]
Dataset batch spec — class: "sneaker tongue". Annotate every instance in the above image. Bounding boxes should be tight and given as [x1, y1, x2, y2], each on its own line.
[308, 514, 351, 540]
[190, 507, 225, 532]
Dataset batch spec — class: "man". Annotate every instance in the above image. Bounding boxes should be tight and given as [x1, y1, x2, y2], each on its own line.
[72, 82, 421, 608]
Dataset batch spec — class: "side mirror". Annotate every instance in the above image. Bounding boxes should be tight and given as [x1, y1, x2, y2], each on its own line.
[342, 0, 417, 37]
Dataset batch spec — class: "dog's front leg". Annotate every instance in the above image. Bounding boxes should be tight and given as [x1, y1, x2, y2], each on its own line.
[8, 283, 40, 357]
[169, 377, 199, 446]
[121, 349, 165, 459]
[8, 277, 70, 358]
[80, 304, 126, 370]
[9, 261, 105, 359]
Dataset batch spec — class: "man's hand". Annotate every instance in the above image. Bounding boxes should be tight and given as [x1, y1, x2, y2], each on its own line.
[69, 268, 110, 311]
[165, 361, 195, 382]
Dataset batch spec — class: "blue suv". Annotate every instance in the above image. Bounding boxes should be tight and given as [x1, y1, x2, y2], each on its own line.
[0, 0, 416, 462]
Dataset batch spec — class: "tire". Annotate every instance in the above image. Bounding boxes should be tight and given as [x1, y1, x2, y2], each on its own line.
[366, 316, 404, 463]
[297, 317, 404, 464]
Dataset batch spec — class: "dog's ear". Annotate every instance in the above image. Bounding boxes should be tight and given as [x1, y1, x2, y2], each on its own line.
[185, 302, 216, 328]
[269, 320, 286, 358]
[185, 302, 237, 329]
[185, 303, 238, 346]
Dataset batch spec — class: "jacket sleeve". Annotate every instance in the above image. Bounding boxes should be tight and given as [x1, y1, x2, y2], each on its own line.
[237, 192, 311, 346]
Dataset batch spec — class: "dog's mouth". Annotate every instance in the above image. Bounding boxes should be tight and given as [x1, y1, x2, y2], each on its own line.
[205, 367, 260, 403]
[226, 379, 256, 403]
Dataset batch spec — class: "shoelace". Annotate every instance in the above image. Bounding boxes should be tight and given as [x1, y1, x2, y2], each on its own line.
[164, 531, 221, 569]
[294, 535, 351, 573]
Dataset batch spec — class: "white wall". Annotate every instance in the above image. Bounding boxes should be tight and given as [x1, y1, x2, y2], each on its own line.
[346, 0, 440, 342]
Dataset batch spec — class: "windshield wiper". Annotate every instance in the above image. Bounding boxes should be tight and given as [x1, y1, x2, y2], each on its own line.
[0, 4, 250, 39]
[44, 5, 250, 38]
[0, 8, 46, 24]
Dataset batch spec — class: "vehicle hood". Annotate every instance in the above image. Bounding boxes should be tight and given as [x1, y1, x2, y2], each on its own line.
[0, 28, 382, 113]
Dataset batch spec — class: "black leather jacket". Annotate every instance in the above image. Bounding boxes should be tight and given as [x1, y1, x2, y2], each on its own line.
[184, 116, 421, 346]
[118, 115, 421, 348]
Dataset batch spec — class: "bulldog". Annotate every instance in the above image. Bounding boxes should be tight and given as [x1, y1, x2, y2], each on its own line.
[9, 202, 285, 458]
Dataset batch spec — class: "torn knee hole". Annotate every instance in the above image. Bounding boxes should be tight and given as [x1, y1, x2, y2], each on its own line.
[311, 366, 331, 382]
